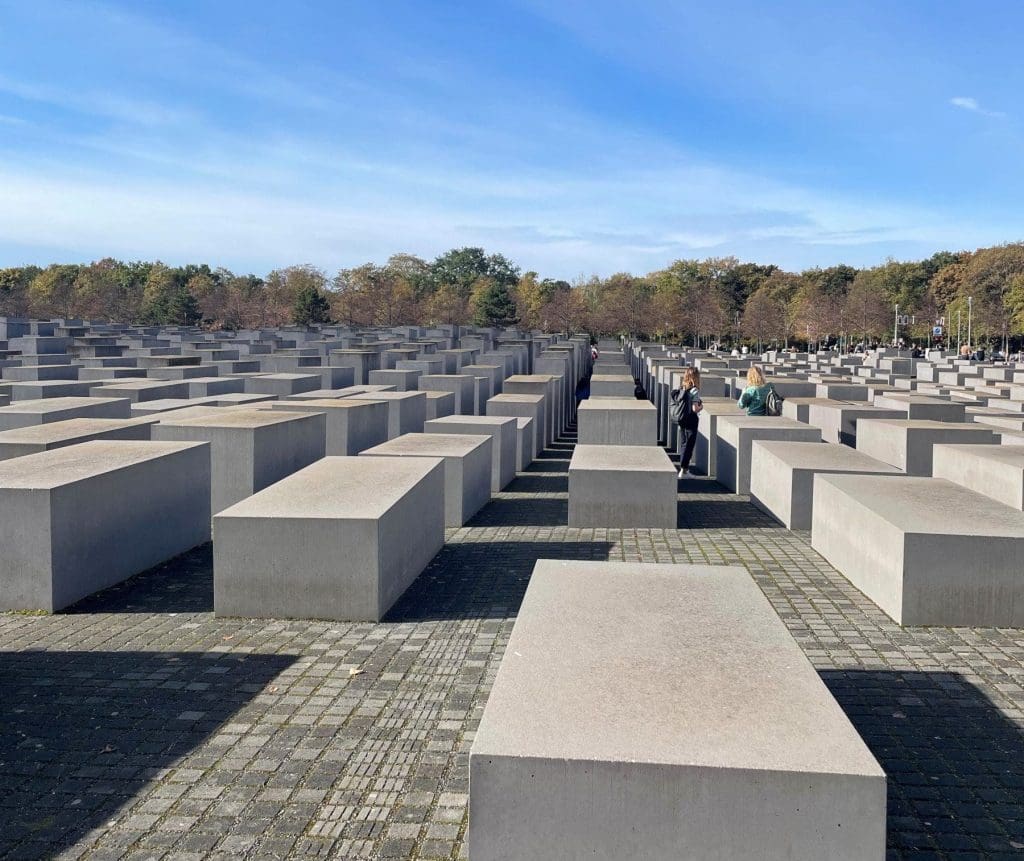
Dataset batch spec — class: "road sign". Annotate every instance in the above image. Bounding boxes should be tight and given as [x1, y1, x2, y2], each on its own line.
[932, 326, 944, 336]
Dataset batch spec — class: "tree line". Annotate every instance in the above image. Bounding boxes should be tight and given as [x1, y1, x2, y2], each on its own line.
[3, 242, 1024, 348]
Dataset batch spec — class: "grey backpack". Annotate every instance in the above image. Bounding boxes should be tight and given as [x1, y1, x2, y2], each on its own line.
[765, 385, 784, 416]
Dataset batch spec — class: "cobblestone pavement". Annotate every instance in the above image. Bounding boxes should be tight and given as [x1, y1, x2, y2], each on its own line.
[2, 430, 1024, 860]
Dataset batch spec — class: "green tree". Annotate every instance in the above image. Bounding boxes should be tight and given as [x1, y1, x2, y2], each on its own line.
[470, 277, 519, 327]
[0, 266, 40, 316]
[429, 247, 520, 298]
[292, 283, 331, 325]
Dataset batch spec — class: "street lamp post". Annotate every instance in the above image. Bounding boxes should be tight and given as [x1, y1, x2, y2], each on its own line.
[967, 296, 973, 352]
[893, 304, 899, 348]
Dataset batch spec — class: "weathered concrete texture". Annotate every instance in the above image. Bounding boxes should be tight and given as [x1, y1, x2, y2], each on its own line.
[807, 403, 908, 446]
[347, 390, 426, 439]
[214, 456, 444, 622]
[515, 416, 534, 470]
[691, 399, 737, 477]
[270, 398, 389, 455]
[932, 443, 1024, 510]
[417, 374, 476, 415]
[90, 379, 191, 403]
[153, 409, 326, 513]
[812, 473, 1024, 626]
[0, 396, 131, 429]
[577, 397, 656, 446]
[243, 373, 321, 397]
[855, 419, 998, 476]
[750, 440, 902, 529]
[0, 440, 211, 611]
[715, 415, 822, 494]
[873, 394, 967, 422]
[589, 373, 636, 397]
[568, 444, 677, 527]
[470, 560, 886, 861]
[486, 393, 545, 457]
[367, 369, 421, 391]
[424, 389, 455, 420]
[424, 415, 517, 491]
[361, 432, 491, 527]
[0, 417, 156, 460]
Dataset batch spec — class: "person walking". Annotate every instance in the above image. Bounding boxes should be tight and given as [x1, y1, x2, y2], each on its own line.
[671, 367, 703, 477]
[738, 365, 772, 416]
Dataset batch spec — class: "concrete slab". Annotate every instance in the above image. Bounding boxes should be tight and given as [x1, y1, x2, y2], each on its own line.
[425, 415, 517, 491]
[932, 443, 1024, 510]
[0, 440, 211, 612]
[812, 473, 1024, 626]
[715, 415, 822, 494]
[469, 560, 886, 860]
[270, 398, 389, 455]
[214, 456, 444, 621]
[0, 397, 131, 430]
[750, 440, 901, 529]
[486, 394, 545, 457]
[153, 408, 326, 513]
[361, 432, 491, 526]
[0, 417, 157, 460]
[568, 444, 677, 527]
[855, 419, 998, 476]
[807, 403, 908, 446]
[577, 397, 656, 446]
[347, 390, 426, 439]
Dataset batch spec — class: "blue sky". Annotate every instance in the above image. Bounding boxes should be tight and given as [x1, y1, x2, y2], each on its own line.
[1, 0, 1022, 279]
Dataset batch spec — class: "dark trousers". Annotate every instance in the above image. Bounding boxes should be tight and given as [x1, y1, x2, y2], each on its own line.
[678, 422, 698, 470]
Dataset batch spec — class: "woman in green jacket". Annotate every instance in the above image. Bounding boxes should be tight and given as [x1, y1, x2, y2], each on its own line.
[738, 365, 771, 415]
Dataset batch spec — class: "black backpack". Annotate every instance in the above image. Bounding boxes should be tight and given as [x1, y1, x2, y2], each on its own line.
[765, 385, 784, 416]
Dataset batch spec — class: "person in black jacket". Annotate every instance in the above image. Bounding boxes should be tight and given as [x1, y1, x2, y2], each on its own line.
[671, 367, 703, 477]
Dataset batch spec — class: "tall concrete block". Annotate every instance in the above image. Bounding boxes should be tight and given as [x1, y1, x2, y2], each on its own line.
[577, 398, 656, 446]
[425, 415, 517, 491]
[153, 409, 326, 513]
[487, 394, 545, 457]
[270, 398, 389, 455]
[0, 397, 131, 430]
[347, 391, 426, 439]
[715, 415, 822, 494]
[932, 443, 1024, 509]
[417, 374, 476, 415]
[855, 419, 997, 476]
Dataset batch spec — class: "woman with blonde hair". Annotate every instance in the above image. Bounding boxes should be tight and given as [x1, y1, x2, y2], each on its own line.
[738, 364, 771, 416]
[670, 366, 703, 477]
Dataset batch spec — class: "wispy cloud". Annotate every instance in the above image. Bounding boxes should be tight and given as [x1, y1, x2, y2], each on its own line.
[950, 96, 1005, 118]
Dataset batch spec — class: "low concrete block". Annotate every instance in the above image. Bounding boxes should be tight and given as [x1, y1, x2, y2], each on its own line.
[469, 560, 886, 860]
[425, 415, 517, 491]
[812, 473, 1024, 626]
[807, 403, 908, 446]
[715, 415, 822, 494]
[855, 419, 997, 476]
[589, 374, 635, 397]
[214, 456, 444, 621]
[577, 398, 656, 446]
[873, 394, 966, 422]
[425, 390, 455, 420]
[0, 417, 156, 460]
[932, 443, 1024, 509]
[0, 440, 211, 612]
[244, 373, 321, 397]
[0, 397, 131, 430]
[153, 408, 326, 513]
[361, 432, 491, 526]
[750, 440, 901, 529]
[568, 444, 676, 527]
[418, 374, 475, 414]
[90, 379, 190, 403]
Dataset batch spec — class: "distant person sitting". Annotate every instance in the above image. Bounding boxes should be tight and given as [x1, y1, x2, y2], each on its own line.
[737, 365, 771, 416]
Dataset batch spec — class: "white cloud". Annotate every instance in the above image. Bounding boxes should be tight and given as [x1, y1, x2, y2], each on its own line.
[950, 96, 1005, 118]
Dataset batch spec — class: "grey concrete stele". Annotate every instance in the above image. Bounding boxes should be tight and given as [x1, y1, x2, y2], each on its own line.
[153, 408, 326, 514]
[568, 444, 677, 528]
[360, 432, 491, 527]
[749, 439, 902, 530]
[577, 397, 656, 446]
[424, 415, 517, 492]
[469, 560, 886, 861]
[855, 419, 997, 476]
[0, 440, 211, 612]
[270, 398, 389, 456]
[932, 443, 1024, 510]
[812, 472, 1024, 626]
[214, 456, 444, 622]
[715, 415, 822, 494]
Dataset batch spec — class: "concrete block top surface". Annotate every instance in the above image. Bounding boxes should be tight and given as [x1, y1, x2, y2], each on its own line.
[271, 398, 383, 411]
[933, 443, 1024, 470]
[578, 398, 655, 413]
[488, 393, 544, 404]
[0, 417, 156, 444]
[816, 473, 1024, 536]
[0, 439, 206, 489]
[348, 390, 424, 401]
[424, 415, 515, 428]
[474, 560, 883, 777]
[863, 418, 994, 433]
[157, 408, 317, 429]
[752, 439, 900, 471]
[362, 432, 488, 457]
[0, 396, 128, 415]
[570, 444, 675, 472]
[215, 455, 442, 520]
[717, 414, 809, 430]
